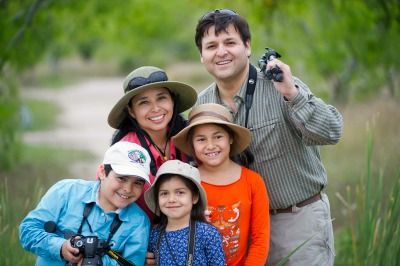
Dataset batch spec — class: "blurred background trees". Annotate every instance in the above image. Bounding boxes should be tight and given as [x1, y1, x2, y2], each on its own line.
[1, 0, 399, 169]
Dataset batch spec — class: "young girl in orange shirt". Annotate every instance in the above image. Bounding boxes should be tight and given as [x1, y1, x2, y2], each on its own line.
[173, 103, 270, 266]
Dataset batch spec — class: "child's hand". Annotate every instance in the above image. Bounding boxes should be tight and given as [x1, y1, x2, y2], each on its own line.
[145, 251, 156, 265]
[61, 238, 82, 264]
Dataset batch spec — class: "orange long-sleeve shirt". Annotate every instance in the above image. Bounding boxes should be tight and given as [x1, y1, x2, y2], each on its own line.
[202, 166, 270, 266]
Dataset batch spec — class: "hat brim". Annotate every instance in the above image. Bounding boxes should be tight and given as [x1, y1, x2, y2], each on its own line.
[144, 175, 208, 216]
[111, 163, 151, 184]
[172, 119, 251, 156]
[108, 81, 197, 129]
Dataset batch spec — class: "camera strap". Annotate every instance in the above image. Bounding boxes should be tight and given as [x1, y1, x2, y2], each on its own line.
[77, 202, 122, 244]
[155, 220, 196, 266]
[244, 64, 258, 128]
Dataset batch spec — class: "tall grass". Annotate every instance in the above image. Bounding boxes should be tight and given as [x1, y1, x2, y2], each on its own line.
[0, 179, 40, 265]
[334, 130, 400, 265]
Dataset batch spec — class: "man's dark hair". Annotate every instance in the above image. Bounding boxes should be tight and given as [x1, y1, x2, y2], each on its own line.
[195, 11, 251, 52]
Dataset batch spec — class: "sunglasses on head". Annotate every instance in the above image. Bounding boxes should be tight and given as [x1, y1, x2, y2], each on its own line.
[200, 8, 238, 21]
[126, 71, 168, 92]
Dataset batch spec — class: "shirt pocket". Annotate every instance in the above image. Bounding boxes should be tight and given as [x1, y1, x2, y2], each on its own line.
[249, 118, 285, 162]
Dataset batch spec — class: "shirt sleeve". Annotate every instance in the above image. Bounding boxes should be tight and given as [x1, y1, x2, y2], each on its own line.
[286, 77, 343, 146]
[19, 180, 69, 262]
[244, 168, 270, 266]
[205, 225, 226, 266]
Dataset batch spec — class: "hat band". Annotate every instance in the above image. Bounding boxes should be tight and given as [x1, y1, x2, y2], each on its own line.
[125, 71, 168, 92]
[189, 111, 230, 124]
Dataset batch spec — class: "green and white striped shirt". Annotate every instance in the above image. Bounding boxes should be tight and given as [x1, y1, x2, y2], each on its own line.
[196, 69, 343, 209]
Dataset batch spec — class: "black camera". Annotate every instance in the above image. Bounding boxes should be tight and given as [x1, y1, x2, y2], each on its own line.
[69, 236, 109, 266]
[258, 48, 284, 82]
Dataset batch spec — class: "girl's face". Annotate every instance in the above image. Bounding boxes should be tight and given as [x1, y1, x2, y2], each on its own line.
[192, 123, 232, 167]
[158, 176, 198, 226]
[99, 168, 145, 212]
[128, 87, 174, 135]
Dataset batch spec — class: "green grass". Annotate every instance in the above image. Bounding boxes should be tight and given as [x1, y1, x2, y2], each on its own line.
[0, 144, 94, 266]
[334, 133, 400, 266]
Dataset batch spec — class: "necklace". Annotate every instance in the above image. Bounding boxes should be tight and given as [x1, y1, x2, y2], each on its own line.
[152, 140, 169, 161]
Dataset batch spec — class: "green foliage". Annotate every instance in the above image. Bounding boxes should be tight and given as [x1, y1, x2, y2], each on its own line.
[251, 0, 400, 102]
[0, 76, 22, 170]
[23, 98, 60, 131]
[0, 142, 94, 265]
[334, 132, 400, 265]
[0, 179, 39, 265]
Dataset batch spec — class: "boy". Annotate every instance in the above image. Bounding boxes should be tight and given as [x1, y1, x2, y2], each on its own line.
[20, 141, 151, 266]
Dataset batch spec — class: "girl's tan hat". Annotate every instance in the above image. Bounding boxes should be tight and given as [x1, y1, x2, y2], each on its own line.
[172, 103, 251, 156]
[108, 66, 197, 129]
[144, 160, 207, 215]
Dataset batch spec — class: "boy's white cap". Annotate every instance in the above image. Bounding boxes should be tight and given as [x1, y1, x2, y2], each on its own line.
[144, 160, 207, 215]
[103, 141, 151, 184]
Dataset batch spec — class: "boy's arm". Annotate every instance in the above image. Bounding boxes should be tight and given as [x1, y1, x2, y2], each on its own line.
[19, 180, 69, 262]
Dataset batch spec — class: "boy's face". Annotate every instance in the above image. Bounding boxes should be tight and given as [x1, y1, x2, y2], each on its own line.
[99, 167, 145, 212]
[200, 24, 251, 83]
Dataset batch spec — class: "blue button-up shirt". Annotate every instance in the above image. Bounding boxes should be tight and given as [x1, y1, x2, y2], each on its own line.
[19, 179, 150, 266]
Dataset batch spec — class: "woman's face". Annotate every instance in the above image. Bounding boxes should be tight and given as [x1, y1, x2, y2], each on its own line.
[191, 123, 232, 167]
[128, 87, 174, 135]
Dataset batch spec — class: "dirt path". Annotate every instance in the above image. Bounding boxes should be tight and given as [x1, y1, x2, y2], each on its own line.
[23, 77, 124, 179]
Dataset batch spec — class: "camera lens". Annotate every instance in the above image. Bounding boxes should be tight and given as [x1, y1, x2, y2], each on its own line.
[75, 239, 84, 248]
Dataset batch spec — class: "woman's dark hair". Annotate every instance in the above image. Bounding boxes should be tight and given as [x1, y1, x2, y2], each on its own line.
[152, 174, 206, 229]
[111, 91, 186, 145]
[195, 11, 251, 52]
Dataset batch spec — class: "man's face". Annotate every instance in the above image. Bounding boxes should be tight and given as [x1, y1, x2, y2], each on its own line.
[200, 24, 251, 83]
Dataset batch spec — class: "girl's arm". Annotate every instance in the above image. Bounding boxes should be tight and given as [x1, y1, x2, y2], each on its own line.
[245, 169, 270, 266]
[205, 225, 226, 266]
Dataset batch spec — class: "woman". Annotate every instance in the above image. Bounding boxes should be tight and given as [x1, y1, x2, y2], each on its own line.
[107, 66, 197, 218]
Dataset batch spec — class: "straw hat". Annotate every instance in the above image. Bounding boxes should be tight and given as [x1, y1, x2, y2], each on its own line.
[172, 103, 251, 156]
[108, 66, 197, 129]
[144, 160, 207, 215]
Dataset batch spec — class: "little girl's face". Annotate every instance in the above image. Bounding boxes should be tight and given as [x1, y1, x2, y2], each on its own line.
[158, 176, 198, 225]
[191, 123, 232, 167]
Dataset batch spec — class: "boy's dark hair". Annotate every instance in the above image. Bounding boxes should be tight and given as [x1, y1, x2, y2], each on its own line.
[111, 91, 187, 145]
[104, 164, 112, 176]
[152, 174, 206, 228]
[195, 10, 251, 52]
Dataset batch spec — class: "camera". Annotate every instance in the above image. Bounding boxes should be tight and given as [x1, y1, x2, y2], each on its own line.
[258, 48, 284, 82]
[69, 236, 109, 266]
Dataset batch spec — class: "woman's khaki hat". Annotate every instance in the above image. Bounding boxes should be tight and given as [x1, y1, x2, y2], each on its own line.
[173, 103, 251, 156]
[144, 160, 207, 215]
[108, 66, 198, 129]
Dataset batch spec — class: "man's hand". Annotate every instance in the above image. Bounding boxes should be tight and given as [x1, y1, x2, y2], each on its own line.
[267, 58, 299, 101]
[61, 239, 82, 264]
[145, 251, 156, 265]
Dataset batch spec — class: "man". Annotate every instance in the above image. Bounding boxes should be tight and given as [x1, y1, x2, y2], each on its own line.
[194, 9, 342, 266]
